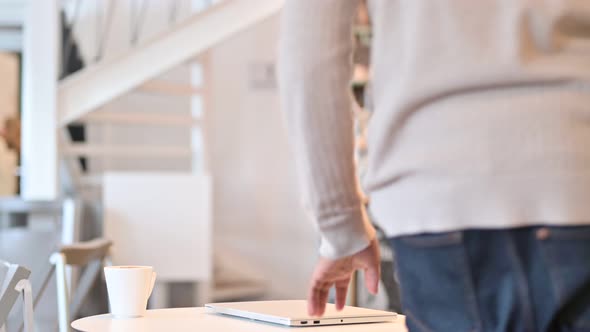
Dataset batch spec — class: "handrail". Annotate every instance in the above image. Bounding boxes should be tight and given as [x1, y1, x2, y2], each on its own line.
[60, 0, 220, 72]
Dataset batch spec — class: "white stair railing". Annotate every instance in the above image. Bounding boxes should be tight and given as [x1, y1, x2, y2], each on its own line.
[58, 0, 283, 127]
[21, 0, 283, 199]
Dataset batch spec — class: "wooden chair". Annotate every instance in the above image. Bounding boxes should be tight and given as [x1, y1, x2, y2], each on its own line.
[3, 235, 112, 332]
[0, 261, 33, 332]
[42, 238, 112, 332]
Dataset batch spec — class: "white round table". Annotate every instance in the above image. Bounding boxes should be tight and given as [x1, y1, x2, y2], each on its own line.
[72, 308, 407, 332]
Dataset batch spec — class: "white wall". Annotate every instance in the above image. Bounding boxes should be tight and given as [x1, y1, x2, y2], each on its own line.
[208, 14, 319, 299]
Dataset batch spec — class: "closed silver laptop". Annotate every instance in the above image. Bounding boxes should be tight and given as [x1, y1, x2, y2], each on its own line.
[205, 300, 397, 327]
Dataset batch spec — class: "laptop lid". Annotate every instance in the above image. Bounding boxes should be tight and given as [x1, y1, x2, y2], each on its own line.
[205, 300, 397, 327]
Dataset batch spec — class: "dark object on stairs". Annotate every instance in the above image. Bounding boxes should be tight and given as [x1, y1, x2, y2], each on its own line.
[60, 11, 87, 172]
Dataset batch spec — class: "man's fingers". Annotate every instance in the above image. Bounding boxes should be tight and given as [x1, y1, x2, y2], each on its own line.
[308, 281, 330, 316]
[364, 264, 380, 295]
[335, 279, 350, 311]
[307, 282, 320, 316]
[307, 256, 357, 316]
[317, 287, 329, 316]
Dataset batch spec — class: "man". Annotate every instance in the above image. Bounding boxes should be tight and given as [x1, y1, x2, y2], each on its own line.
[278, 1, 590, 331]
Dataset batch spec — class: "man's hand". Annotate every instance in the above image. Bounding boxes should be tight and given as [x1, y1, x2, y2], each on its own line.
[307, 238, 381, 316]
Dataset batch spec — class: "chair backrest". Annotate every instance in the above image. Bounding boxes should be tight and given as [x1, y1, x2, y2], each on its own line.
[0, 228, 61, 332]
[58, 238, 112, 267]
[0, 260, 31, 326]
[50, 238, 113, 332]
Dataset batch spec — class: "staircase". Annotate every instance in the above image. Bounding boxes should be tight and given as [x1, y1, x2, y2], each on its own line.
[19, 0, 283, 198]
[58, 0, 284, 127]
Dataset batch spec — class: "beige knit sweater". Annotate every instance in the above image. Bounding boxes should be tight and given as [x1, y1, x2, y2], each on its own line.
[278, 0, 590, 259]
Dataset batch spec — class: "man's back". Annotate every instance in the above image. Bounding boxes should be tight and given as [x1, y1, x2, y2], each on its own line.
[279, 0, 590, 255]
[364, 0, 590, 237]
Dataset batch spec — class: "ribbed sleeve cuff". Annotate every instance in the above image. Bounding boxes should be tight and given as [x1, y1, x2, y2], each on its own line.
[318, 205, 377, 259]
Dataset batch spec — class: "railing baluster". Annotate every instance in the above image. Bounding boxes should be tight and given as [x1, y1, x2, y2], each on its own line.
[94, 0, 115, 62]
[130, 0, 149, 46]
[168, 0, 181, 26]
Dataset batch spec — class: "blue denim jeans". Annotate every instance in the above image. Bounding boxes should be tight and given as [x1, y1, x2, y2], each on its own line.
[389, 226, 590, 332]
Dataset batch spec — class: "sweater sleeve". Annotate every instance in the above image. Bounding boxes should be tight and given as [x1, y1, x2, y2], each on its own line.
[277, 0, 376, 259]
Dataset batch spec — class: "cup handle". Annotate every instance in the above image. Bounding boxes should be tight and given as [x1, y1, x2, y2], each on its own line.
[146, 271, 157, 302]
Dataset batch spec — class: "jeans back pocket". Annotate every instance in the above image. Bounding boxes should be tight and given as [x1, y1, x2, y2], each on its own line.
[538, 226, 590, 329]
[391, 231, 480, 332]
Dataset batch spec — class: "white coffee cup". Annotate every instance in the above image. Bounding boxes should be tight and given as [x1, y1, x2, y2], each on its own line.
[104, 266, 157, 318]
